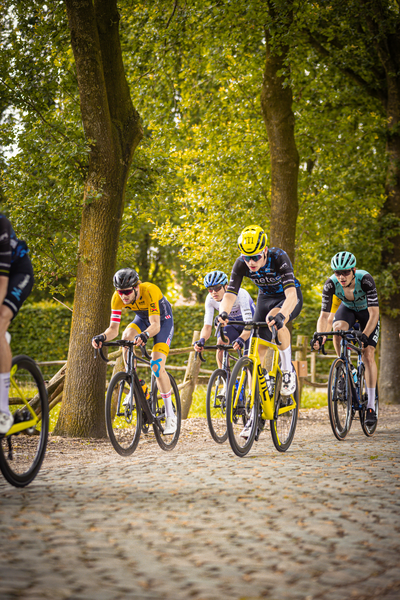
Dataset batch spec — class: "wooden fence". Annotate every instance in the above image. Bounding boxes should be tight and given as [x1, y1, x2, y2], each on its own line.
[37, 332, 347, 421]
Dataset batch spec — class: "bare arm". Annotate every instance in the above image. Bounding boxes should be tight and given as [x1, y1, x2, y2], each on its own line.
[364, 306, 379, 338]
[218, 292, 237, 322]
[91, 320, 120, 348]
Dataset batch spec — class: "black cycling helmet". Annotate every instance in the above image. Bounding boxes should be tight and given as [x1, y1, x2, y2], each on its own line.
[113, 268, 139, 289]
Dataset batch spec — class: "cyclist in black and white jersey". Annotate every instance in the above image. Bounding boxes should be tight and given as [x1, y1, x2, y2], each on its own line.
[193, 270, 255, 367]
[0, 213, 34, 434]
[312, 251, 380, 426]
[219, 225, 303, 399]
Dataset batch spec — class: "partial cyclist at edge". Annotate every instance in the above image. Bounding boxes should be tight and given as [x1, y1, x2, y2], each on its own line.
[219, 225, 303, 398]
[0, 213, 34, 434]
[92, 267, 177, 434]
[312, 251, 380, 426]
[193, 270, 255, 364]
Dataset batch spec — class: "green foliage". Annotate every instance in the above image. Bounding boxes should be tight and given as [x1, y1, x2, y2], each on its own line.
[8, 301, 205, 366]
[9, 301, 73, 362]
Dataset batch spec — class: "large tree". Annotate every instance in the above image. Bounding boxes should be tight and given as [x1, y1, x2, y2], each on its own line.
[261, 2, 299, 261]
[303, 0, 400, 402]
[54, 0, 143, 436]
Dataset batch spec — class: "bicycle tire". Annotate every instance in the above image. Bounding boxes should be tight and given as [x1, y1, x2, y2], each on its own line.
[0, 355, 48, 487]
[359, 364, 379, 436]
[105, 371, 142, 456]
[327, 358, 352, 440]
[206, 369, 228, 444]
[226, 356, 259, 457]
[270, 366, 299, 452]
[152, 373, 181, 451]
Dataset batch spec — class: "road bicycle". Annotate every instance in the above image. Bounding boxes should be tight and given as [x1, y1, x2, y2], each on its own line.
[197, 341, 242, 444]
[224, 320, 299, 457]
[0, 354, 49, 487]
[96, 340, 181, 456]
[313, 329, 379, 440]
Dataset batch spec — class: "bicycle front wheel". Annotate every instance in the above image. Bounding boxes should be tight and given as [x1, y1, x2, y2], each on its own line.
[0, 355, 48, 487]
[226, 356, 259, 457]
[152, 373, 181, 451]
[105, 371, 142, 456]
[328, 358, 352, 440]
[359, 365, 379, 436]
[270, 367, 299, 452]
[206, 369, 228, 444]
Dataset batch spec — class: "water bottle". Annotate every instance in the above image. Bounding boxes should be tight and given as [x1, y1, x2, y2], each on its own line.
[350, 365, 357, 384]
[234, 380, 244, 403]
[139, 379, 150, 401]
[263, 369, 275, 396]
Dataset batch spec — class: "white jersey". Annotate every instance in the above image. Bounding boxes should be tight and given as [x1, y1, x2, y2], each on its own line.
[204, 288, 255, 326]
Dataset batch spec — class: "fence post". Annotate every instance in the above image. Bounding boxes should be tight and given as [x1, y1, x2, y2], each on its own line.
[294, 335, 308, 402]
[310, 350, 316, 383]
[180, 330, 201, 420]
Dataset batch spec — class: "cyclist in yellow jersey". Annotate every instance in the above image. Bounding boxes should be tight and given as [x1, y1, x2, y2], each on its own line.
[92, 268, 176, 434]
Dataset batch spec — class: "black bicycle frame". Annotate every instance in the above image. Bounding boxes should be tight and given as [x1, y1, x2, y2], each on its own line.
[97, 341, 162, 431]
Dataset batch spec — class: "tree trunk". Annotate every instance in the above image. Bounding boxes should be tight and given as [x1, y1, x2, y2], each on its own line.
[260, 26, 299, 263]
[378, 54, 400, 403]
[54, 0, 143, 437]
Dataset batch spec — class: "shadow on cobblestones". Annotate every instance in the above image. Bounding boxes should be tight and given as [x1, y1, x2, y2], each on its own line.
[1, 405, 399, 600]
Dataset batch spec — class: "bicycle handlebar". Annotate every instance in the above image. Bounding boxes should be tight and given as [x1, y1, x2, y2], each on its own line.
[312, 330, 364, 355]
[195, 343, 241, 363]
[217, 319, 281, 346]
[94, 339, 152, 363]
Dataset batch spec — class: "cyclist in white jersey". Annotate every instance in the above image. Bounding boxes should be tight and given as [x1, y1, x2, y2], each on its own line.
[194, 270, 255, 368]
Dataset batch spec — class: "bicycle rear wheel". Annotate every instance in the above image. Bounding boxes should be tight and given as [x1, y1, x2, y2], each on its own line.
[328, 358, 352, 440]
[226, 356, 259, 457]
[270, 367, 299, 452]
[0, 355, 48, 487]
[206, 369, 228, 444]
[105, 371, 142, 456]
[359, 365, 379, 436]
[152, 373, 181, 451]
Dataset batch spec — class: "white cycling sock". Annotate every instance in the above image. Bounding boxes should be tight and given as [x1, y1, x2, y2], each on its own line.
[0, 373, 11, 414]
[367, 387, 376, 410]
[279, 346, 293, 372]
[160, 390, 174, 417]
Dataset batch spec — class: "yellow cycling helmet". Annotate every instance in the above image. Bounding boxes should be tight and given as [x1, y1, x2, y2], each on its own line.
[237, 225, 267, 255]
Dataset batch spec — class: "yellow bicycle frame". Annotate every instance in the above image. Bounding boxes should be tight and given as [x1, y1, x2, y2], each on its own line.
[232, 334, 297, 421]
[5, 364, 38, 436]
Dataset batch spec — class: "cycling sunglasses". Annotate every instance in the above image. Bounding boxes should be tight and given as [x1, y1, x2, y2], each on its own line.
[242, 253, 264, 263]
[117, 288, 134, 296]
[207, 284, 224, 293]
[335, 269, 352, 276]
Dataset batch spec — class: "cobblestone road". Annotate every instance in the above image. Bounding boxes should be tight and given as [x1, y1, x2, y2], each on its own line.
[1, 405, 399, 600]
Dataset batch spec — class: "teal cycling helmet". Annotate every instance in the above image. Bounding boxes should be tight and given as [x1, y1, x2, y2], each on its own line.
[204, 270, 228, 288]
[331, 252, 356, 271]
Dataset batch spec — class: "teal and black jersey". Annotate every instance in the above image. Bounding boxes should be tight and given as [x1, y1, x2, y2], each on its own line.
[321, 270, 379, 313]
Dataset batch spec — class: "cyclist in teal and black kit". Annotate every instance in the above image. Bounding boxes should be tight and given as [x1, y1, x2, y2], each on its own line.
[0, 214, 34, 434]
[219, 225, 303, 405]
[312, 252, 380, 426]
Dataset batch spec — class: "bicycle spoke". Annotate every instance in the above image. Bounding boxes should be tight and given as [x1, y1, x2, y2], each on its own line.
[226, 357, 259, 457]
[152, 373, 181, 451]
[0, 356, 48, 487]
[206, 370, 228, 444]
[327, 358, 352, 440]
[270, 368, 299, 452]
[105, 372, 141, 456]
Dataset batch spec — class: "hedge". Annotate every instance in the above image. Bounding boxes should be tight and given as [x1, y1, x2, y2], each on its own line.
[8, 295, 321, 368]
[8, 301, 205, 366]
